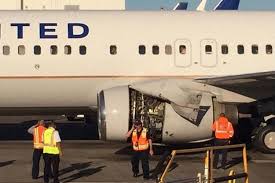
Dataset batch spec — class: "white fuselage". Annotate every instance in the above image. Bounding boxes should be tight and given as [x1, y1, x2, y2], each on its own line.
[0, 11, 274, 111]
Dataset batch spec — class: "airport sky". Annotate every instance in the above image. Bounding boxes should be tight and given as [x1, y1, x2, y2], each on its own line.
[126, 0, 275, 10]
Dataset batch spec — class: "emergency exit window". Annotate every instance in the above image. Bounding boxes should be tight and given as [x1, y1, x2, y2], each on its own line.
[205, 45, 212, 54]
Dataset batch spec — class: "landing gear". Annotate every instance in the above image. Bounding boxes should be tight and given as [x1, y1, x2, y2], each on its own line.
[255, 122, 275, 153]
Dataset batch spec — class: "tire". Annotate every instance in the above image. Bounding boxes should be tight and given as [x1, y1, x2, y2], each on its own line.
[67, 115, 76, 121]
[255, 124, 275, 153]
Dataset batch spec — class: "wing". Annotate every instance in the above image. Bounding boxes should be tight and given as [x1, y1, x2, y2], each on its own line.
[197, 71, 275, 100]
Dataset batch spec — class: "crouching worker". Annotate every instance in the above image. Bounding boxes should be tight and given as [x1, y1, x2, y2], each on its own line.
[126, 120, 154, 180]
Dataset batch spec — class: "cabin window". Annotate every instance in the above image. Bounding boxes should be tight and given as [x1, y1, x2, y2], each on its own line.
[3, 46, 10, 55]
[237, 45, 244, 54]
[221, 45, 228, 54]
[252, 45, 258, 54]
[79, 45, 86, 55]
[266, 45, 273, 54]
[64, 45, 71, 55]
[110, 45, 117, 55]
[18, 45, 25, 55]
[34, 45, 41, 55]
[205, 45, 212, 54]
[152, 45, 159, 55]
[165, 45, 172, 55]
[139, 45, 146, 55]
[179, 45, 186, 54]
[50, 45, 58, 55]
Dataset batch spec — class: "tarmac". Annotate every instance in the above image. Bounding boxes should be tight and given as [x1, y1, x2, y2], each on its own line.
[0, 141, 275, 183]
[0, 116, 275, 183]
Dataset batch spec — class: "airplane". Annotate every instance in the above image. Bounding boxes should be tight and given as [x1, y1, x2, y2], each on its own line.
[0, 10, 275, 154]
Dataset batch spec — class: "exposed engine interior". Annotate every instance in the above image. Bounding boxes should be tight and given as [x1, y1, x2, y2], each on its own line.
[129, 89, 166, 143]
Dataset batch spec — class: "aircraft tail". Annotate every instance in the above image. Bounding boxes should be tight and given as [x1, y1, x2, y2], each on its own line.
[173, 2, 188, 10]
[196, 0, 207, 11]
[214, 0, 240, 10]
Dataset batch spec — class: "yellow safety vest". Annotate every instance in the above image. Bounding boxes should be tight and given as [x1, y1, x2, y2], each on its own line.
[43, 127, 60, 155]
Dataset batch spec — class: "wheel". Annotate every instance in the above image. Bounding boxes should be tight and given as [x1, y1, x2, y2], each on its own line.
[67, 115, 77, 121]
[255, 124, 275, 153]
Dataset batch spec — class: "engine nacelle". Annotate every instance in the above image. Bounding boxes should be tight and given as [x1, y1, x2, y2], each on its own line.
[98, 87, 239, 144]
[98, 86, 129, 141]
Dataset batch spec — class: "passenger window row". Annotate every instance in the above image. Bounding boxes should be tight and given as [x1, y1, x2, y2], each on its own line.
[2, 45, 87, 55]
[137, 45, 173, 55]
[220, 44, 273, 55]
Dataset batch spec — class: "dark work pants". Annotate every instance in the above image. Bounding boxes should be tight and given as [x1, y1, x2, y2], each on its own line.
[213, 139, 229, 169]
[131, 150, 150, 178]
[32, 148, 43, 179]
[43, 153, 60, 183]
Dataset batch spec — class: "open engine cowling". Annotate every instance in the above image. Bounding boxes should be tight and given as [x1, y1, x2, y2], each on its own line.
[98, 86, 239, 144]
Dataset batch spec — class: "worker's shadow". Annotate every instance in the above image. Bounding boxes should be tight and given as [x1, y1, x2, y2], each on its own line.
[60, 165, 105, 183]
[225, 155, 252, 169]
[59, 162, 93, 176]
[0, 160, 16, 168]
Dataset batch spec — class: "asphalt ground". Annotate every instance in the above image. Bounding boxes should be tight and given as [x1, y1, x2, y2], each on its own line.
[0, 141, 275, 183]
[0, 116, 275, 182]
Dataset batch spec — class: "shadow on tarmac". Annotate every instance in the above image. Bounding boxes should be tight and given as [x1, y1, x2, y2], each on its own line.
[59, 162, 105, 183]
[0, 160, 16, 168]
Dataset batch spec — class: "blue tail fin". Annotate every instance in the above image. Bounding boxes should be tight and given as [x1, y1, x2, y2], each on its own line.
[215, 0, 240, 10]
[173, 2, 188, 10]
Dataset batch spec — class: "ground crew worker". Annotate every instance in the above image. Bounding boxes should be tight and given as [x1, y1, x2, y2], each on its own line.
[212, 113, 234, 169]
[28, 120, 46, 179]
[126, 120, 154, 180]
[43, 121, 62, 183]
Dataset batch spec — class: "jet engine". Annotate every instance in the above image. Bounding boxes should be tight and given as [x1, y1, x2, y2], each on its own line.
[98, 86, 239, 144]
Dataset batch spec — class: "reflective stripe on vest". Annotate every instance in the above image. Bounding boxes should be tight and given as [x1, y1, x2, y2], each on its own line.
[33, 126, 45, 149]
[132, 128, 149, 151]
[43, 128, 59, 155]
[215, 121, 233, 139]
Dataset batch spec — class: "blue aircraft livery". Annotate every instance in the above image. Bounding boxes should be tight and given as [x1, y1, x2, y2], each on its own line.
[10, 23, 89, 39]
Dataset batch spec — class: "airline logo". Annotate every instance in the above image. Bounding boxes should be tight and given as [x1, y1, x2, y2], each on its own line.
[10, 23, 89, 39]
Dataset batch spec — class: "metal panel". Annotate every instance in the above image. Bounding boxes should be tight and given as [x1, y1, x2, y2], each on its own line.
[200, 39, 218, 67]
[174, 39, 192, 67]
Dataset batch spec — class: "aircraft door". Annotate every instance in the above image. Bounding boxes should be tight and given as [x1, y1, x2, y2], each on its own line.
[200, 39, 217, 67]
[175, 39, 192, 67]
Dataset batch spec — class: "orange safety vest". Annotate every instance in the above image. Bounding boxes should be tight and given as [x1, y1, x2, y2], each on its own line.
[212, 117, 234, 139]
[132, 128, 149, 151]
[33, 125, 46, 149]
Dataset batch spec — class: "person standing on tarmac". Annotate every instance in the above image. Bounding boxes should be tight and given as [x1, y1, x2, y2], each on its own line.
[43, 121, 62, 183]
[27, 120, 46, 179]
[212, 113, 234, 169]
[126, 120, 154, 180]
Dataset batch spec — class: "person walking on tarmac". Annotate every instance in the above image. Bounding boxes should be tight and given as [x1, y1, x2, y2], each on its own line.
[212, 113, 234, 169]
[126, 120, 154, 180]
[28, 120, 46, 179]
[43, 121, 62, 183]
